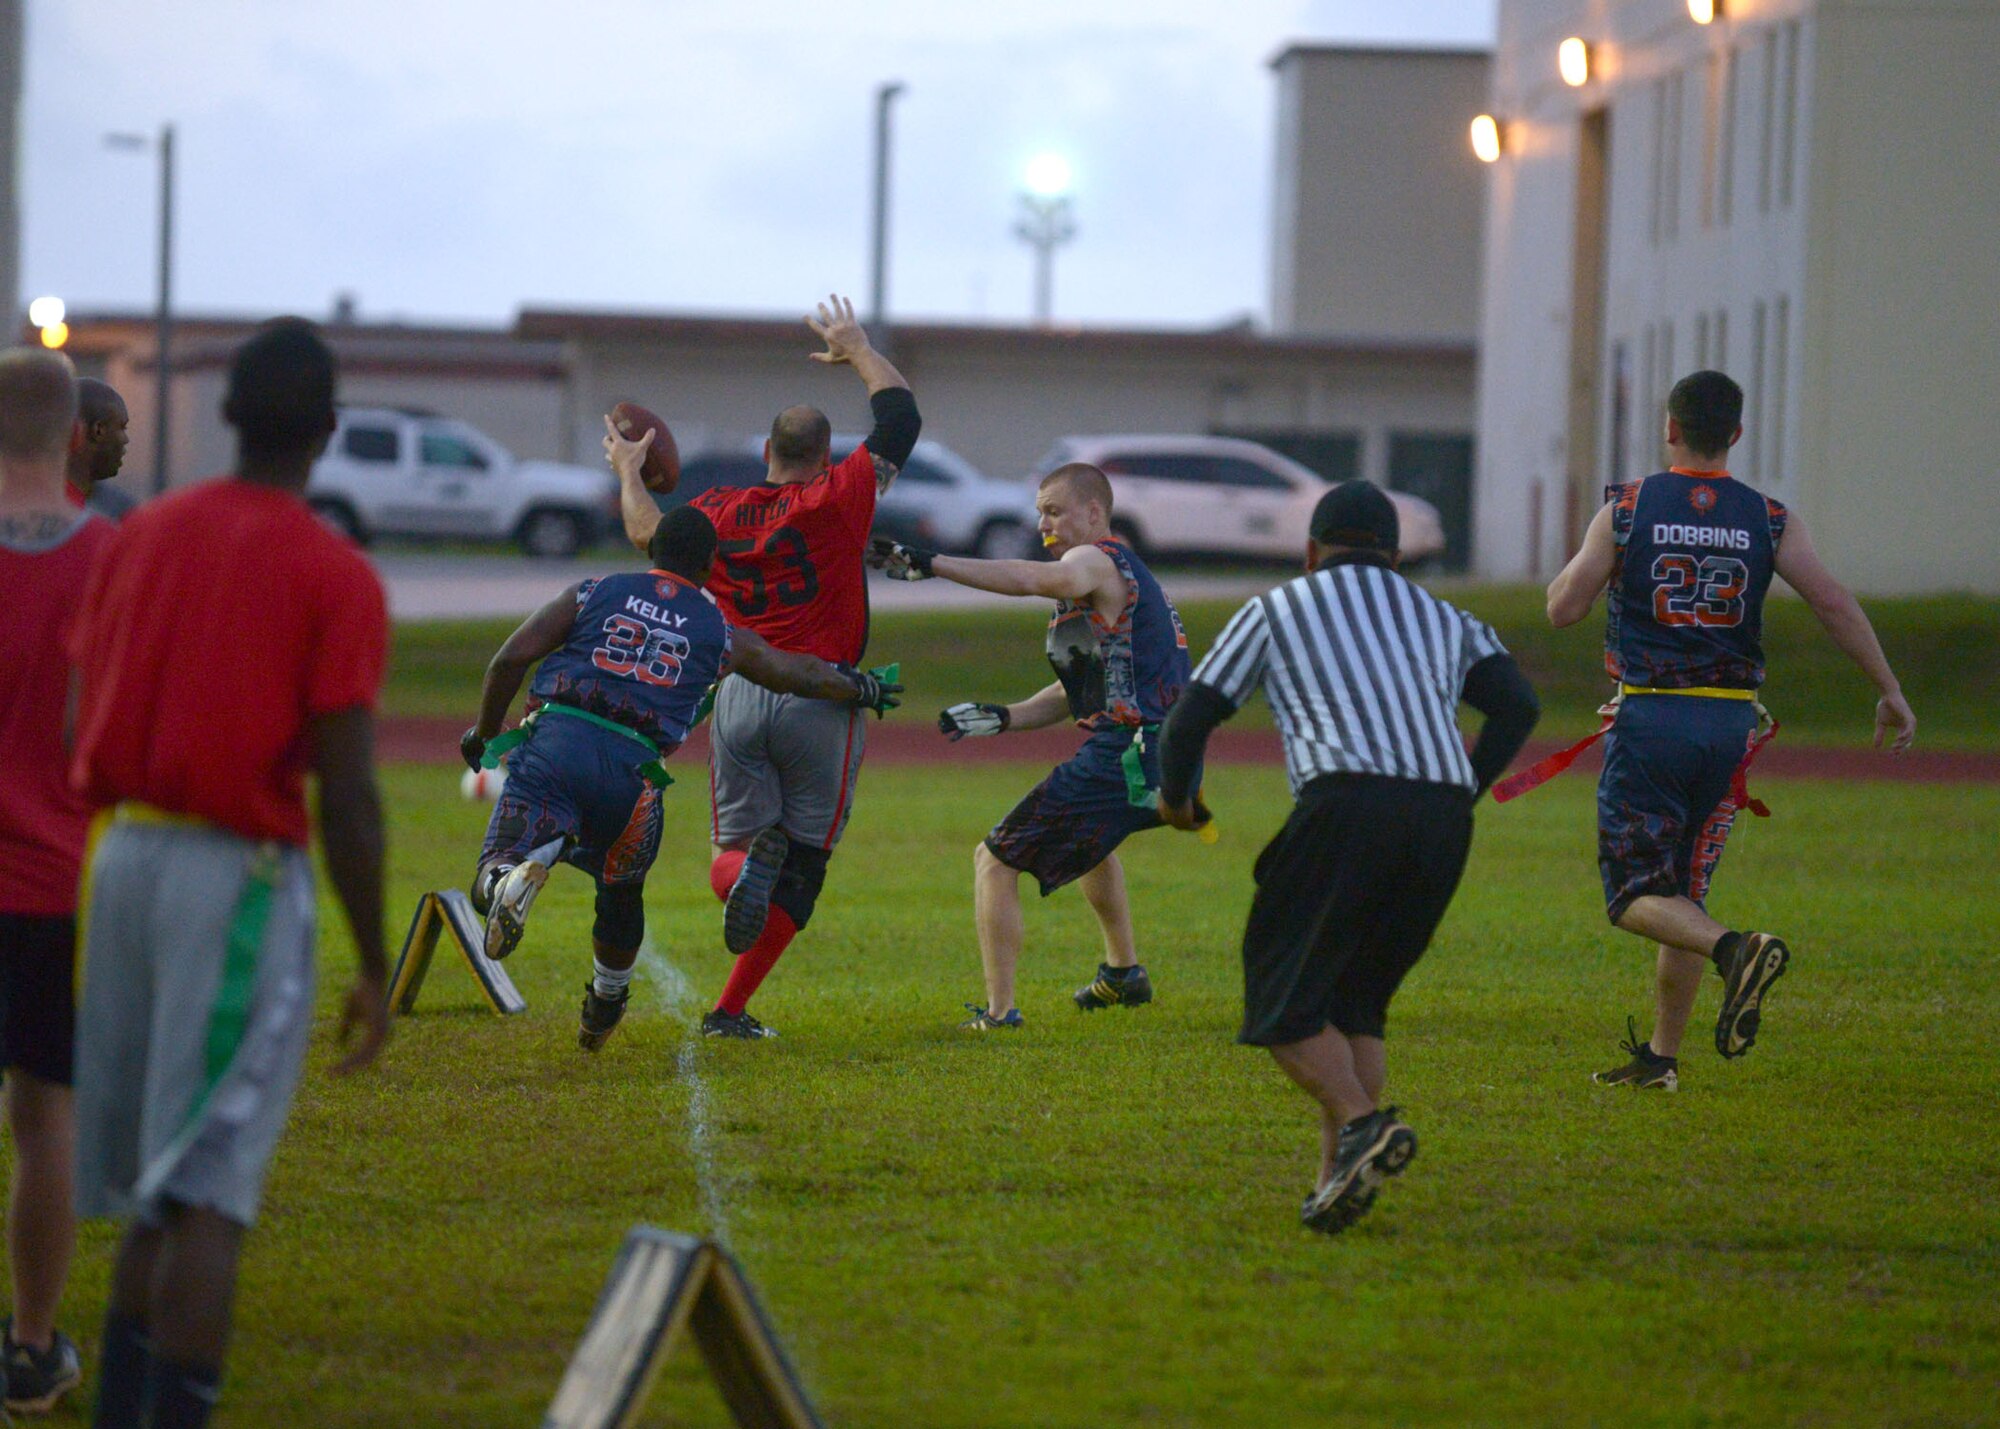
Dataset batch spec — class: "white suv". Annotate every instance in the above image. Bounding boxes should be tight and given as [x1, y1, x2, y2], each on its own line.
[1031, 435, 1445, 564]
[307, 408, 617, 557]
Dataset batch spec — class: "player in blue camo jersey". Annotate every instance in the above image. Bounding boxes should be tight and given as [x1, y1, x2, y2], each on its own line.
[459, 507, 900, 1051]
[1547, 370, 1915, 1090]
[871, 462, 1193, 1029]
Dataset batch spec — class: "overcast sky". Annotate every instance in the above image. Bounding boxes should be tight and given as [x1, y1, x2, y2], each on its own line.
[20, 0, 1495, 332]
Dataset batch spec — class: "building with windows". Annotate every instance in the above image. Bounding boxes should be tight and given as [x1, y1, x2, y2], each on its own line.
[1475, 0, 2000, 593]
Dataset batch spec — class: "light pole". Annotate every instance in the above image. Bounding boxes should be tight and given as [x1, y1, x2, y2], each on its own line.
[105, 124, 175, 496]
[868, 81, 905, 339]
[1014, 154, 1075, 326]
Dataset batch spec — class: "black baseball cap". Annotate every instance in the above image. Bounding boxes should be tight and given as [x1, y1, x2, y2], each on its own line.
[1309, 480, 1399, 553]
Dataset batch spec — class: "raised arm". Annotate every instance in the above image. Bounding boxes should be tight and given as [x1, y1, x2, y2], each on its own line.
[727, 626, 902, 714]
[1547, 502, 1618, 627]
[1773, 513, 1916, 751]
[602, 416, 664, 554]
[310, 705, 389, 1075]
[807, 293, 909, 397]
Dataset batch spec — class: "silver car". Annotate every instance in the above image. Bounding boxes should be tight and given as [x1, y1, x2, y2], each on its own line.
[837, 436, 1043, 560]
[1031, 434, 1446, 564]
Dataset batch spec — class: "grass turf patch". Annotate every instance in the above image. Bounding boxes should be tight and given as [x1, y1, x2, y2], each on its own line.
[18, 764, 1996, 1425]
[382, 586, 2000, 749]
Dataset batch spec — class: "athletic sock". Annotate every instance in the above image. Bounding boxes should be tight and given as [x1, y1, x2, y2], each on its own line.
[715, 906, 799, 1016]
[145, 1356, 222, 1429]
[93, 1310, 152, 1429]
[709, 850, 747, 903]
[1711, 930, 1743, 967]
[592, 958, 633, 1001]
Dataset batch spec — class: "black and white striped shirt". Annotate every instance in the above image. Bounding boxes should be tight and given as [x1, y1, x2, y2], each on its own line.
[1193, 563, 1507, 793]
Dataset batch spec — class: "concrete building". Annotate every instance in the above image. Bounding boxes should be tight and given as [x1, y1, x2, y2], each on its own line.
[1475, 0, 2000, 593]
[1270, 45, 1491, 344]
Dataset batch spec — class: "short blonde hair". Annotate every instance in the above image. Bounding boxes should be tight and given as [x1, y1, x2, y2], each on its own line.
[1039, 461, 1113, 516]
[0, 348, 78, 459]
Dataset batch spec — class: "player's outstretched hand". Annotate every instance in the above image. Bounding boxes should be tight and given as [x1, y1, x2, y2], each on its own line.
[807, 294, 870, 365]
[1875, 690, 1917, 753]
[601, 414, 655, 483]
[868, 537, 936, 581]
[460, 727, 487, 772]
[939, 702, 1009, 740]
[332, 972, 390, 1077]
[844, 665, 904, 718]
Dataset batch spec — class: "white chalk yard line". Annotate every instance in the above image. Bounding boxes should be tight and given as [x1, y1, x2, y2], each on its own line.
[639, 941, 735, 1249]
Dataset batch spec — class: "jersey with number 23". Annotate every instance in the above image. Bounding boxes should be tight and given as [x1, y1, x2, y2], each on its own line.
[690, 444, 879, 666]
[1605, 467, 1788, 691]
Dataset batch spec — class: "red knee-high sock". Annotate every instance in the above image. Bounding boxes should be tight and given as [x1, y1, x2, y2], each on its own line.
[709, 849, 747, 902]
[716, 906, 798, 1016]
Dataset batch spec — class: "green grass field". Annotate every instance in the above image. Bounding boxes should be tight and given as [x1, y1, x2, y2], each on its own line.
[34, 758, 1999, 1426]
[386, 585, 2000, 748]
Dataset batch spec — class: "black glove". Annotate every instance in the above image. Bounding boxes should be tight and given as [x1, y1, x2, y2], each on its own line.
[842, 665, 904, 718]
[938, 702, 1010, 741]
[460, 727, 488, 773]
[867, 537, 936, 581]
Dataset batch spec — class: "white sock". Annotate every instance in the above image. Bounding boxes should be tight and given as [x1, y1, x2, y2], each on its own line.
[593, 959, 633, 1001]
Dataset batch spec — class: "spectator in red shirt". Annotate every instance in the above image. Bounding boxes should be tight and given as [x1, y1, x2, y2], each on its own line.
[0, 347, 108, 1414]
[66, 320, 391, 1429]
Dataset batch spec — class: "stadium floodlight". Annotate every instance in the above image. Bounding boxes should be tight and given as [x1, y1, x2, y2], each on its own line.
[1015, 154, 1077, 325]
[1689, 0, 1721, 23]
[1558, 37, 1592, 87]
[1024, 153, 1073, 201]
[1470, 115, 1504, 164]
[27, 294, 65, 329]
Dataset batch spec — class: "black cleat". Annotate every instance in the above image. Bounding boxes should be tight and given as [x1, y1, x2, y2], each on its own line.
[701, 1008, 778, 1040]
[958, 1004, 1024, 1031]
[1593, 1016, 1679, 1090]
[1073, 963, 1154, 1012]
[3, 1318, 81, 1414]
[724, 828, 790, 955]
[1714, 931, 1790, 1059]
[578, 982, 629, 1052]
[1300, 1107, 1417, 1235]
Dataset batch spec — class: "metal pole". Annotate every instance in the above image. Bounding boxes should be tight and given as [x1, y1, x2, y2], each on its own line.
[152, 123, 175, 495]
[868, 82, 905, 335]
[1032, 241, 1053, 325]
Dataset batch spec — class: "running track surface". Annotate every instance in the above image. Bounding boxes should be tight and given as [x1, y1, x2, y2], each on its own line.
[380, 716, 2000, 783]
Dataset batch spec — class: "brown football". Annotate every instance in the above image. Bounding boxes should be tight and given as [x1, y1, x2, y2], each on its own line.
[608, 401, 680, 493]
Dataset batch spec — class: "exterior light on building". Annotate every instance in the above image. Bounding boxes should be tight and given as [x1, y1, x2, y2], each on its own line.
[39, 321, 70, 350]
[1558, 37, 1592, 87]
[1688, 0, 1721, 23]
[1470, 114, 1504, 163]
[27, 294, 65, 329]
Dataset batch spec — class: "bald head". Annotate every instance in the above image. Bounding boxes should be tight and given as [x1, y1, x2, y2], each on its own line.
[1039, 462, 1114, 517]
[69, 377, 132, 492]
[0, 348, 79, 460]
[768, 404, 832, 470]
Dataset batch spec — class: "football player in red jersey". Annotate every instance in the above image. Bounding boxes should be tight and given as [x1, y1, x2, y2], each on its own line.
[606, 295, 918, 1038]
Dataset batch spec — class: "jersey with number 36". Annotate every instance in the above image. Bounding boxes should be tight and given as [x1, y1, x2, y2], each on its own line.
[1605, 468, 1787, 691]
[528, 568, 733, 750]
[691, 444, 879, 665]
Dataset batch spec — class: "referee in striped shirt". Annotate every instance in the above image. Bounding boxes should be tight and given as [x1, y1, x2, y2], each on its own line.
[1158, 481, 1539, 1234]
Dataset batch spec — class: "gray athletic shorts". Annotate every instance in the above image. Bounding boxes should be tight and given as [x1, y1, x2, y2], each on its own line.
[709, 676, 866, 851]
[74, 819, 317, 1229]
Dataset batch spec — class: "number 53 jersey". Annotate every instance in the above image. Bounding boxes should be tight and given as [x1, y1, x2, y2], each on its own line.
[690, 444, 880, 665]
[529, 569, 734, 751]
[1605, 467, 1788, 691]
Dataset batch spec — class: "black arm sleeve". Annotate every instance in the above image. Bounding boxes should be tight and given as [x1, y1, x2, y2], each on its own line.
[862, 387, 921, 470]
[1461, 653, 1541, 797]
[1159, 682, 1237, 807]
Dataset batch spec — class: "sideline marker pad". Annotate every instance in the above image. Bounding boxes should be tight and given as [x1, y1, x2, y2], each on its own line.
[388, 889, 527, 1016]
[544, 1227, 824, 1429]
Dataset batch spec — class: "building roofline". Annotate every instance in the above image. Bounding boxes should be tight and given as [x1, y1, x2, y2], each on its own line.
[1268, 41, 1491, 70]
[515, 308, 1474, 365]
